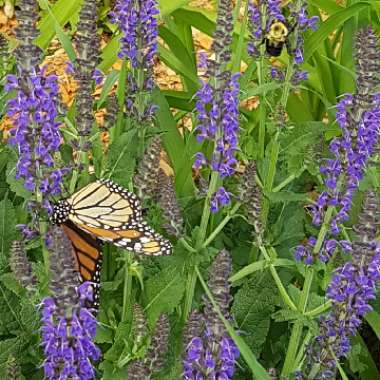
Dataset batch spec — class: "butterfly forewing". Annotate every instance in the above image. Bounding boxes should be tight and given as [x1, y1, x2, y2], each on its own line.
[67, 179, 142, 229]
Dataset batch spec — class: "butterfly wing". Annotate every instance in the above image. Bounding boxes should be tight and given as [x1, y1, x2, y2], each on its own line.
[66, 179, 142, 229]
[74, 221, 172, 256]
[63, 178, 172, 256]
[61, 220, 103, 307]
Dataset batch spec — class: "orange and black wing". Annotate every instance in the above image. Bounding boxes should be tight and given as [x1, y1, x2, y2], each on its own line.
[75, 221, 172, 256]
[61, 220, 103, 307]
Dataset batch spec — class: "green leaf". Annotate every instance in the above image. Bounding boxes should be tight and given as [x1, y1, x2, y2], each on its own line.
[232, 273, 277, 356]
[159, 0, 189, 15]
[0, 337, 28, 365]
[97, 70, 120, 108]
[304, 2, 370, 63]
[0, 273, 24, 297]
[36, 0, 83, 49]
[266, 191, 310, 203]
[39, 0, 76, 61]
[0, 198, 16, 265]
[310, 0, 343, 14]
[365, 311, 380, 340]
[99, 360, 129, 380]
[158, 44, 199, 86]
[143, 266, 185, 325]
[19, 300, 39, 332]
[152, 90, 194, 198]
[0, 285, 21, 335]
[95, 325, 114, 344]
[158, 25, 197, 92]
[349, 335, 380, 380]
[105, 130, 137, 188]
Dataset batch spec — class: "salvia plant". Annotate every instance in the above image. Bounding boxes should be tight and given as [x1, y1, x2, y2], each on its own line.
[0, 0, 379, 380]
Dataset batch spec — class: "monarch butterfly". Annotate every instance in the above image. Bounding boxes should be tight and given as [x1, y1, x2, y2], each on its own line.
[52, 179, 173, 304]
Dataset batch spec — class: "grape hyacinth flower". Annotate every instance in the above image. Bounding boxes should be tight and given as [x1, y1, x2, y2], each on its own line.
[41, 227, 100, 379]
[301, 191, 380, 379]
[193, 0, 240, 212]
[110, 0, 159, 124]
[5, 0, 66, 230]
[295, 27, 380, 265]
[183, 250, 240, 379]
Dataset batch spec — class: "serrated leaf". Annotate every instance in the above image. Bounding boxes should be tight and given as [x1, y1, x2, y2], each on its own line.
[0, 273, 25, 297]
[231, 273, 277, 356]
[106, 130, 137, 188]
[143, 266, 185, 325]
[0, 198, 16, 266]
[0, 286, 21, 335]
[20, 300, 39, 331]
[95, 325, 114, 344]
[0, 336, 28, 365]
[99, 360, 129, 380]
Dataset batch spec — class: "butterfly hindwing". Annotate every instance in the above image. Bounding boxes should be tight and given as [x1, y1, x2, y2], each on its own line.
[61, 221, 102, 307]
[75, 221, 172, 256]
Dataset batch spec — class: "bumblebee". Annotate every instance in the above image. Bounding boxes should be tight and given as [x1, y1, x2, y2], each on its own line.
[264, 20, 295, 57]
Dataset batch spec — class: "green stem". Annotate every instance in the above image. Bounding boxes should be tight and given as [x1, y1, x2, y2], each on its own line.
[179, 237, 197, 253]
[280, 62, 294, 108]
[183, 171, 220, 321]
[183, 267, 198, 322]
[110, 60, 127, 144]
[201, 202, 241, 250]
[257, 3, 268, 160]
[196, 171, 220, 249]
[121, 253, 133, 322]
[261, 131, 280, 225]
[39, 220, 49, 275]
[260, 246, 297, 311]
[282, 267, 314, 375]
[69, 169, 78, 194]
[282, 206, 334, 375]
[272, 167, 306, 193]
[305, 300, 332, 317]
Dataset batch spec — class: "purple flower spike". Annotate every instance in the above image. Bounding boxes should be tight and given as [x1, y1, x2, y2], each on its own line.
[183, 251, 240, 379]
[110, 0, 159, 124]
[267, 0, 285, 23]
[41, 228, 100, 380]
